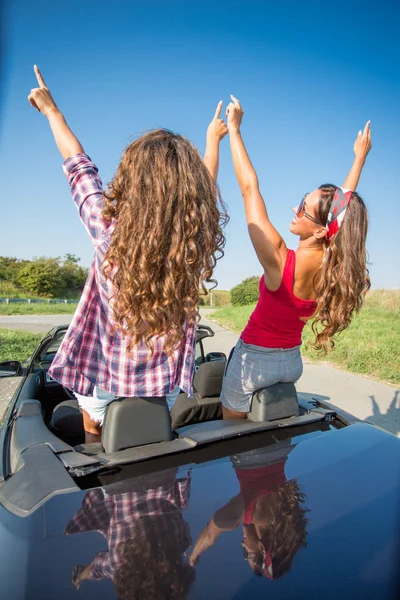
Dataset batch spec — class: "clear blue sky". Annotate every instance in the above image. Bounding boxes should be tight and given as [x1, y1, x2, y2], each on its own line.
[0, 0, 399, 290]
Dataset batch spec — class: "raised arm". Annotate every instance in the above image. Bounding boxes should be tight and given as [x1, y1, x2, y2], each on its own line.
[203, 101, 228, 180]
[28, 65, 84, 160]
[189, 494, 244, 566]
[342, 120, 372, 190]
[226, 96, 287, 279]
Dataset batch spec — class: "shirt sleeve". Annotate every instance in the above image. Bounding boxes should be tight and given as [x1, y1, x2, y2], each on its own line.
[63, 153, 111, 246]
[175, 473, 191, 508]
[89, 551, 113, 580]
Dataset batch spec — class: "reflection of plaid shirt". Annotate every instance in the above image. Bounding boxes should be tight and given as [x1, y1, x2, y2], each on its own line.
[65, 476, 191, 581]
[48, 153, 196, 397]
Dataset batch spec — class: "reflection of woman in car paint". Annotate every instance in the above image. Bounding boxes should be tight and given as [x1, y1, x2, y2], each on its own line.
[221, 96, 372, 418]
[65, 471, 195, 599]
[27, 66, 229, 443]
[189, 446, 308, 580]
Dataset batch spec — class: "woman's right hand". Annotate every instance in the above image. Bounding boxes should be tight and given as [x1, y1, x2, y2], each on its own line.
[206, 101, 228, 143]
[226, 95, 244, 133]
[28, 65, 59, 117]
[353, 120, 372, 160]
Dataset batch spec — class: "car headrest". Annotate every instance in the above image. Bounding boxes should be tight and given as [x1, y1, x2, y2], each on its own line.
[194, 361, 225, 398]
[102, 397, 173, 453]
[248, 383, 299, 422]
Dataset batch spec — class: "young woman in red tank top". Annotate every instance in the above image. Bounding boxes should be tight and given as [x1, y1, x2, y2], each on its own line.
[221, 96, 371, 419]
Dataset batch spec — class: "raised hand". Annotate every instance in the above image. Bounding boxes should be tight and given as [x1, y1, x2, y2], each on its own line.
[353, 120, 372, 160]
[226, 95, 244, 133]
[207, 101, 228, 143]
[28, 65, 59, 117]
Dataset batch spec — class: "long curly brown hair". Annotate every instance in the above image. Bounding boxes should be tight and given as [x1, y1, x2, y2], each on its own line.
[311, 184, 370, 352]
[114, 516, 195, 600]
[250, 479, 308, 579]
[101, 129, 228, 355]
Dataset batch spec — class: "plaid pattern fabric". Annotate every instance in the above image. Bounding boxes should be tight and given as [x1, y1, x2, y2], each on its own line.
[48, 154, 196, 397]
[65, 475, 191, 581]
[326, 186, 352, 242]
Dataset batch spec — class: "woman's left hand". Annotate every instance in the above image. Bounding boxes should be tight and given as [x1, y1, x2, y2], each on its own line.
[226, 95, 244, 133]
[72, 564, 92, 589]
[353, 120, 372, 160]
[207, 101, 228, 143]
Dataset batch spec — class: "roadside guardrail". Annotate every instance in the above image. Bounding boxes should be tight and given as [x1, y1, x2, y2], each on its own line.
[0, 298, 79, 304]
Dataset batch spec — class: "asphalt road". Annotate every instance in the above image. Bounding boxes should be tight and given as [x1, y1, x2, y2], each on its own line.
[1, 310, 399, 436]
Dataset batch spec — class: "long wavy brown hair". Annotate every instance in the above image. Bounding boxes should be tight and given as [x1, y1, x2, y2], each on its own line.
[311, 184, 370, 352]
[101, 129, 228, 355]
[248, 479, 308, 579]
[114, 516, 195, 600]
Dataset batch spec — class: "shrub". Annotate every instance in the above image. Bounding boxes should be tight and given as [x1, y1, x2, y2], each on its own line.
[198, 289, 232, 307]
[213, 290, 231, 307]
[231, 277, 260, 306]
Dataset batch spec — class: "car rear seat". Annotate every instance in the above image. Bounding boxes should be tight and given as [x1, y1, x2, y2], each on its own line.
[170, 361, 225, 429]
[50, 360, 225, 445]
[50, 398, 84, 445]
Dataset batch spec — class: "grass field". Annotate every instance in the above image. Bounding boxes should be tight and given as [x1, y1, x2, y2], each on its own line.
[0, 329, 42, 363]
[1, 290, 398, 384]
[209, 290, 400, 385]
[0, 303, 77, 315]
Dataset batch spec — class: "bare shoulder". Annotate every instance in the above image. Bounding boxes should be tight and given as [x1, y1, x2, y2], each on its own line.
[293, 249, 323, 301]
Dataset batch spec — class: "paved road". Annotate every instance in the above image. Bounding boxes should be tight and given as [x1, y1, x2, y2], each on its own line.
[0, 314, 72, 333]
[1, 311, 399, 436]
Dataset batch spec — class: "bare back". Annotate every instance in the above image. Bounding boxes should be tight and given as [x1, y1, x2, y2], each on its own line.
[263, 248, 322, 302]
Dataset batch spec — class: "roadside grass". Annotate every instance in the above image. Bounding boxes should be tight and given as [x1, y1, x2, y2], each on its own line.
[209, 290, 400, 385]
[0, 303, 77, 315]
[0, 329, 42, 363]
[0, 281, 42, 299]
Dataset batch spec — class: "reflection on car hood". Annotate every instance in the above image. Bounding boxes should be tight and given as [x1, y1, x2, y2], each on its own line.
[1, 422, 400, 599]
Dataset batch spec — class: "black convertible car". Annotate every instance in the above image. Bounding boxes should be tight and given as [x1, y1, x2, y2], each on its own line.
[0, 324, 399, 599]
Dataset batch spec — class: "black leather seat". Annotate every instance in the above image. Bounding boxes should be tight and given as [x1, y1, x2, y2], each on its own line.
[50, 398, 84, 445]
[102, 396, 172, 453]
[51, 360, 226, 445]
[248, 382, 300, 422]
[171, 361, 224, 429]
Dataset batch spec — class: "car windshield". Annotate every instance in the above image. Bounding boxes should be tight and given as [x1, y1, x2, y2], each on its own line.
[40, 332, 66, 361]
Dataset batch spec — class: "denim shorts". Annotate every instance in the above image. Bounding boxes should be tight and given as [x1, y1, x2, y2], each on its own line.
[220, 338, 303, 413]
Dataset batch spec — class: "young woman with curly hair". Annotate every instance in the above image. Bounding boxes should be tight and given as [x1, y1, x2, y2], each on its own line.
[221, 95, 371, 419]
[28, 66, 228, 442]
[189, 445, 308, 580]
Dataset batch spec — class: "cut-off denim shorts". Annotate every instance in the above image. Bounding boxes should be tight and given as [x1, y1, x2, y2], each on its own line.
[220, 338, 303, 413]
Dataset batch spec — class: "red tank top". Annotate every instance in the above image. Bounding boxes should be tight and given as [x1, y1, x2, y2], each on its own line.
[235, 461, 287, 525]
[241, 250, 317, 349]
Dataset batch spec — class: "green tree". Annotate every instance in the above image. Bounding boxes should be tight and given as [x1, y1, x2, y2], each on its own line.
[64, 253, 80, 265]
[17, 257, 63, 298]
[0, 256, 30, 284]
[59, 255, 88, 297]
[231, 276, 260, 306]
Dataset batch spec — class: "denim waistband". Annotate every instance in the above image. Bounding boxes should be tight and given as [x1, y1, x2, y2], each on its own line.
[239, 338, 301, 353]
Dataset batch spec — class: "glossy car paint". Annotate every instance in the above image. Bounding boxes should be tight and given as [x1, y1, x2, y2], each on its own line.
[0, 420, 399, 599]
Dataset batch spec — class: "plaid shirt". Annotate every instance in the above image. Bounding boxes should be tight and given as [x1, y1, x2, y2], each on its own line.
[65, 475, 191, 581]
[48, 154, 196, 397]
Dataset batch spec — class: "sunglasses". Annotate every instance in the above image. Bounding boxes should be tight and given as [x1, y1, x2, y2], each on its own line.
[242, 540, 274, 579]
[296, 194, 324, 226]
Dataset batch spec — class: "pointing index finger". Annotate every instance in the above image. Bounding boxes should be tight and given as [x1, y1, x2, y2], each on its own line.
[230, 94, 241, 107]
[363, 120, 371, 136]
[34, 65, 46, 88]
[214, 100, 223, 119]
